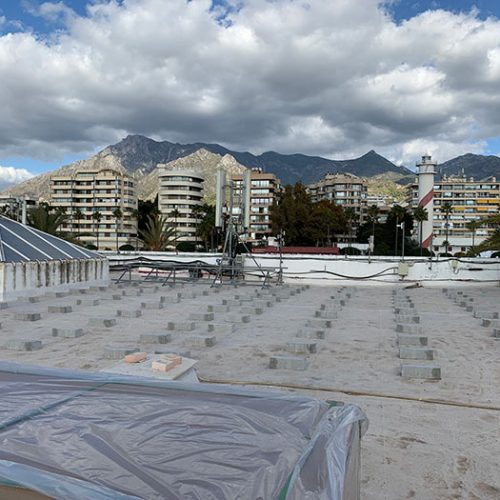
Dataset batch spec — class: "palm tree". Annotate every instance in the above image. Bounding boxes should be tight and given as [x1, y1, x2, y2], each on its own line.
[466, 219, 480, 254]
[391, 205, 406, 257]
[367, 204, 379, 242]
[72, 208, 84, 241]
[27, 204, 68, 236]
[131, 208, 139, 250]
[170, 208, 181, 239]
[92, 210, 102, 249]
[344, 207, 357, 249]
[441, 202, 453, 253]
[113, 207, 123, 251]
[413, 206, 428, 256]
[140, 214, 177, 251]
[473, 212, 500, 254]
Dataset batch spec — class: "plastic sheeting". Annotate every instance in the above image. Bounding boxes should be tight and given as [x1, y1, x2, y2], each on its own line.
[0, 362, 368, 500]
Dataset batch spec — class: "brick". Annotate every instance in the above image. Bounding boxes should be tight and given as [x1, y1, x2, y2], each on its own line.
[52, 328, 85, 338]
[117, 309, 142, 318]
[189, 312, 214, 321]
[140, 333, 172, 344]
[48, 305, 73, 314]
[269, 355, 307, 371]
[286, 341, 317, 354]
[89, 318, 117, 328]
[152, 355, 182, 372]
[398, 334, 428, 347]
[103, 346, 139, 359]
[401, 364, 441, 380]
[396, 323, 423, 335]
[124, 352, 147, 363]
[399, 347, 435, 360]
[15, 312, 41, 322]
[5, 339, 42, 351]
[185, 335, 216, 347]
[296, 329, 326, 340]
[77, 299, 100, 307]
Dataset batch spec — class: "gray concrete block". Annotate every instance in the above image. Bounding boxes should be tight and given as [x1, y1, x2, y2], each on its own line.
[189, 312, 214, 321]
[493, 328, 500, 338]
[167, 321, 196, 331]
[296, 329, 326, 340]
[117, 309, 142, 318]
[124, 290, 142, 297]
[482, 318, 500, 328]
[207, 304, 230, 313]
[269, 355, 307, 371]
[186, 335, 216, 347]
[52, 328, 85, 338]
[398, 334, 428, 347]
[241, 307, 263, 315]
[395, 315, 420, 324]
[254, 300, 273, 308]
[159, 295, 180, 304]
[45, 291, 68, 298]
[225, 314, 251, 323]
[394, 307, 416, 316]
[399, 347, 435, 360]
[48, 305, 73, 314]
[306, 318, 332, 329]
[474, 310, 499, 319]
[89, 285, 109, 292]
[206, 323, 235, 334]
[18, 296, 40, 303]
[77, 298, 100, 307]
[154, 347, 192, 357]
[141, 301, 165, 310]
[103, 346, 140, 359]
[111, 294, 123, 300]
[0, 302, 8, 309]
[396, 323, 423, 335]
[401, 364, 441, 380]
[222, 299, 242, 306]
[286, 340, 317, 354]
[5, 339, 42, 351]
[140, 333, 172, 344]
[315, 310, 338, 319]
[15, 312, 41, 322]
[89, 318, 117, 328]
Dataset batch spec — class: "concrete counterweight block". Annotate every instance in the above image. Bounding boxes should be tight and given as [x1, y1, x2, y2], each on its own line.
[395, 315, 420, 324]
[167, 321, 196, 332]
[315, 310, 338, 319]
[401, 364, 441, 380]
[222, 299, 242, 307]
[206, 323, 235, 334]
[394, 308, 416, 316]
[254, 300, 273, 309]
[398, 334, 428, 347]
[493, 328, 500, 338]
[5, 339, 42, 351]
[186, 335, 216, 347]
[52, 328, 85, 338]
[18, 296, 40, 303]
[399, 347, 435, 360]
[269, 355, 307, 371]
[482, 319, 500, 328]
[474, 310, 499, 319]
[140, 333, 172, 344]
[241, 307, 263, 315]
[207, 305, 230, 313]
[189, 312, 214, 321]
[117, 309, 142, 318]
[286, 340, 317, 354]
[103, 346, 140, 359]
[225, 314, 251, 324]
[111, 294, 123, 300]
[306, 318, 332, 329]
[154, 347, 191, 357]
[396, 324, 423, 335]
[296, 329, 326, 340]
[48, 305, 73, 314]
[15, 312, 41, 322]
[141, 301, 165, 310]
[89, 317, 117, 328]
[77, 299, 100, 307]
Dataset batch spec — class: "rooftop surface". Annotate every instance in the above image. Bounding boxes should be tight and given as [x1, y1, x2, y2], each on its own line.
[0, 278, 499, 498]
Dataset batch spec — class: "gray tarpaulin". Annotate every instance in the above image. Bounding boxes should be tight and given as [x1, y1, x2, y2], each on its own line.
[0, 362, 368, 499]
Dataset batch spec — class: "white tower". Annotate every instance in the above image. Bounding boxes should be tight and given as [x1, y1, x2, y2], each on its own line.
[416, 154, 436, 250]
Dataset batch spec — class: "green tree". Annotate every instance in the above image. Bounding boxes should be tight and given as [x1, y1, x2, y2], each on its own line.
[72, 208, 84, 240]
[170, 208, 181, 239]
[441, 202, 453, 252]
[474, 212, 500, 254]
[413, 206, 428, 256]
[137, 198, 159, 234]
[196, 204, 216, 251]
[140, 214, 177, 251]
[466, 219, 480, 254]
[309, 200, 347, 246]
[27, 204, 69, 236]
[92, 210, 102, 249]
[343, 207, 358, 248]
[113, 207, 123, 251]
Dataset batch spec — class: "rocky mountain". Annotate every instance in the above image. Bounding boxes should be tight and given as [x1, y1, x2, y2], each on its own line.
[437, 153, 500, 180]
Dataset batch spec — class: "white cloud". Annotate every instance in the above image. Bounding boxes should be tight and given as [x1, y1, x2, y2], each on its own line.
[0, 0, 499, 167]
[0, 166, 34, 190]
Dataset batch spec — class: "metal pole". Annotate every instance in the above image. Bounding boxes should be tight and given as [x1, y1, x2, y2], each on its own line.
[401, 222, 405, 260]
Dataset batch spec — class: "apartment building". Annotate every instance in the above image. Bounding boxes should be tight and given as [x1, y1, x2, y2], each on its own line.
[157, 167, 204, 243]
[411, 175, 499, 253]
[231, 169, 281, 241]
[307, 173, 368, 223]
[50, 168, 137, 250]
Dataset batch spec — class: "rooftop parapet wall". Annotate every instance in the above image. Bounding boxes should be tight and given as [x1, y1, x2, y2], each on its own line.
[0, 258, 109, 301]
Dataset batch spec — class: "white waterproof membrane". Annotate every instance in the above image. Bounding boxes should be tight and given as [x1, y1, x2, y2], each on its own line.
[0, 362, 367, 499]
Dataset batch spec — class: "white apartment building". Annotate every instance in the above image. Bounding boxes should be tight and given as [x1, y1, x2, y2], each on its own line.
[50, 168, 137, 250]
[411, 175, 499, 254]
[157, 167, 204, 243]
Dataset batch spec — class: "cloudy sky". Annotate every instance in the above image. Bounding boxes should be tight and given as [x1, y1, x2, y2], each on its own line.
[0, 0, 500, 188]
